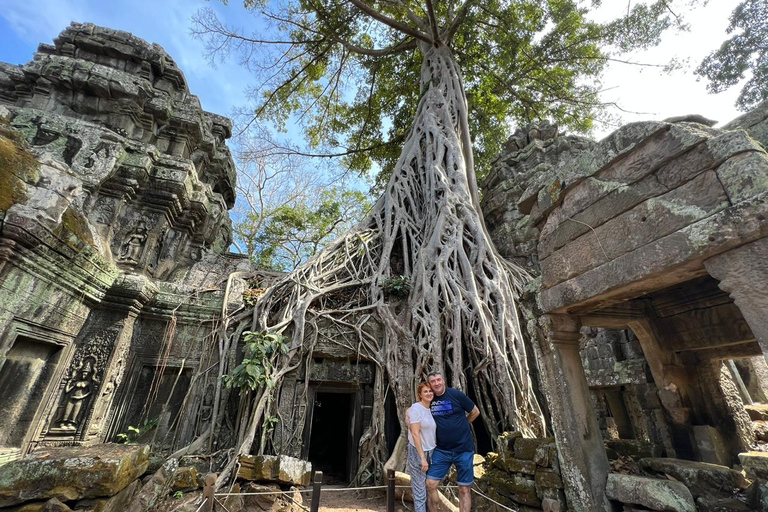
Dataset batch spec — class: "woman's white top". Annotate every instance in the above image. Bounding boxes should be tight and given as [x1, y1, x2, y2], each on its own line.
[407, 402, 436, 451]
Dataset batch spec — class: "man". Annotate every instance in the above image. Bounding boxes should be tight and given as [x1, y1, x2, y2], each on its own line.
[426, 371, 480, 512]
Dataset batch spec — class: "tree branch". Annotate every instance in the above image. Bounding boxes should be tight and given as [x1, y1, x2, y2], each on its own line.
[346, 0, 433, 44]
[425, 0, 441, 46]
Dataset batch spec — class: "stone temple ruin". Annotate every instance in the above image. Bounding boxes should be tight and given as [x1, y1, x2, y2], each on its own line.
[1, 21, 768, 512]
[0, 22, 252, 461]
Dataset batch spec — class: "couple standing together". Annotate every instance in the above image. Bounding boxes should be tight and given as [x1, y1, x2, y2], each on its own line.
[407, 371, 479, 512]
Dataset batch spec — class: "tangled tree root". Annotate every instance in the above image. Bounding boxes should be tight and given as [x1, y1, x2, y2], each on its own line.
[216, 43, 545, 486]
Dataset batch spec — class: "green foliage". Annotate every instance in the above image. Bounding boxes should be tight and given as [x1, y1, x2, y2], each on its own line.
[696, 0, 768, 111]
[381, 275, 412, 299]
[264, 415, 279, 434]
[221, 332, 291, 391]
[195, 0, 684, 187]
[243, 187, 372, 271]
[116, 418, 158, 444]
[173, 491, 184, 500]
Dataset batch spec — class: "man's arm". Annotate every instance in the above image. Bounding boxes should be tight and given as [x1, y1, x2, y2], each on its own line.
[467, 406, 480, 423]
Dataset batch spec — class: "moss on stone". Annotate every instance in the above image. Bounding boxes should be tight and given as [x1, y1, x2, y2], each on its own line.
[0, 123, 40, 211]
[56, 207, 94, 247]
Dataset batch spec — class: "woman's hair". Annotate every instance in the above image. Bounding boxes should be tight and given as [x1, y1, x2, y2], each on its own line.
[417, 382, 432, 398]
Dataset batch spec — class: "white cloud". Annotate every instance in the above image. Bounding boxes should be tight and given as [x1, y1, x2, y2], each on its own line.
[593, 0, 745, 137]
[1, 0, 90, 45]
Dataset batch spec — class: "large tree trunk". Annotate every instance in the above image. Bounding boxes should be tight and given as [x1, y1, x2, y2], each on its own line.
[224, 43, 545, 484]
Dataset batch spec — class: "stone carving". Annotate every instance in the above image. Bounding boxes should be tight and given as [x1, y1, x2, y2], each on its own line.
[199, 383, 214, 432]
[149, 228, 167, 272]
[117, 221, 148, 263]
[47, 332, 113, 437]
[56, 356, 99, 430]
[93, 196, 117, 225]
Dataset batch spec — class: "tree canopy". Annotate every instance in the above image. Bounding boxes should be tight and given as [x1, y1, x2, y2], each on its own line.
[231, 127, 372, 270]
[194, 0, 683, 187]
[696, 0, 767, 111]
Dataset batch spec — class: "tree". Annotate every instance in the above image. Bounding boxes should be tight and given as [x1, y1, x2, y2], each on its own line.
[252, 188, 372, 270]
[193, 0, 678, 187]
[696, 0, 767, 111]
[193, 0, 687, 485]
[232, 127, 371, 270]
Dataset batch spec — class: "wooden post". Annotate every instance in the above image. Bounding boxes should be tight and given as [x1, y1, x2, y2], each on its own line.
[310, 471, 323, 512]
[202, 473, 217, 512]
[386, 469, 395, 512]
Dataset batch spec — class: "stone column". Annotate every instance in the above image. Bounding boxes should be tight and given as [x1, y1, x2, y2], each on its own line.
[40, 273, 157, 444]
[695, 360, 754, 463]
[85, 274, 158, 442]
[540, 314, 612, 512]
[705, 237, 768, 364]
[627, 319, 695, 459]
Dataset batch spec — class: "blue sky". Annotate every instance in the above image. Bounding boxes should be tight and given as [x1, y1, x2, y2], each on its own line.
[0, 0, 254, 118]
[0, 0, 747, 139]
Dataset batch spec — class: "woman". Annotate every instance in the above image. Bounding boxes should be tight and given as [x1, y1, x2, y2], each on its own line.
[407, 382, 436, 512]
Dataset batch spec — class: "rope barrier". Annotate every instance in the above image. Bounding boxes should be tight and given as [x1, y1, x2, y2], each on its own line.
[214, 483, 469, 495]
[471, 487, 519, 512]
[214, 484, 435, 496]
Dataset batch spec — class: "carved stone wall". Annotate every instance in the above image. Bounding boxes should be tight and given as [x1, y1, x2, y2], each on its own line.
[482, 105, 768, 510]
[0, 23, 254, 462]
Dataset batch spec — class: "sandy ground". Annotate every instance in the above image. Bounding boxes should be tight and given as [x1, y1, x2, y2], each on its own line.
[317, 487, 408, 512]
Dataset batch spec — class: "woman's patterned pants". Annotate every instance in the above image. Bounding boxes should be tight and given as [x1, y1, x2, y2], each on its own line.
[408, 443, 433, 512]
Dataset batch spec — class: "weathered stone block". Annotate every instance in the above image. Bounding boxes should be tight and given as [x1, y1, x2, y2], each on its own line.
[534, 468, 563, 490]
[716, 151, 768, 204]
[747, 481, 768, 511]
[540, 188, 768, 313]
[745, 404, 768, 421]
[540, 488, 567, 512]
[533, 442, 558, 469]
[738, 451, 768, 481]
[692, 426, 731, 466]
[172, 466, 200, 491]
[484, 469, 540, 507]
[0, 444, 150, 507]
[502, 458, 536, 475]
[541, 169, 729, 289]
[514, 437, 554, 461]
[1, 498, 74, 512]
[694, 495, 753, 512]
[508, 475, 540, 507]
[640, 458, 749, 499]
[605, 439, 660, 461]
[238, 454, 311, 486]
[605, 473, 695, 512]
[72, 478, 141, 512]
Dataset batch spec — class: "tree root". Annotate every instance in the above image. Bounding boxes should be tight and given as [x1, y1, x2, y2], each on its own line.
[219, 43, 545, 484]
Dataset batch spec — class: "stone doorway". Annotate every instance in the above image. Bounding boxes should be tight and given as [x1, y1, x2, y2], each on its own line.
[108, 361, 192, 446]
[0, 338, 63, 459]
[306, 388, 361, 483]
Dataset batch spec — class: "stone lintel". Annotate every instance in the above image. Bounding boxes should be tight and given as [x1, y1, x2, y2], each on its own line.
[540, 191, 768, 314]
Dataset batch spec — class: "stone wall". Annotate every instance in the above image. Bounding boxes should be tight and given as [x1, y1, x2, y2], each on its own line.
[478, 432, 565, 512]
[481, 105, 768, 510]
[0, 23, 254, 462]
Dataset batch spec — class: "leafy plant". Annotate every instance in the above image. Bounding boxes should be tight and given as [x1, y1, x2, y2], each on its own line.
[116, 418, 158, 444]
[381, 275, 412, 299]
[264, 415, 279, 434]
[221, 332, 290, 391]
[173, 491, 184, 500]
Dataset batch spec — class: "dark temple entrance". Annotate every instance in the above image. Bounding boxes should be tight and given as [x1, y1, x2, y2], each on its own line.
[307, 391, 354, 483]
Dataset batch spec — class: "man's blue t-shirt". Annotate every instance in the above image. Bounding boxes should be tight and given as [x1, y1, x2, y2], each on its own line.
[429, 387, 475, 453]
